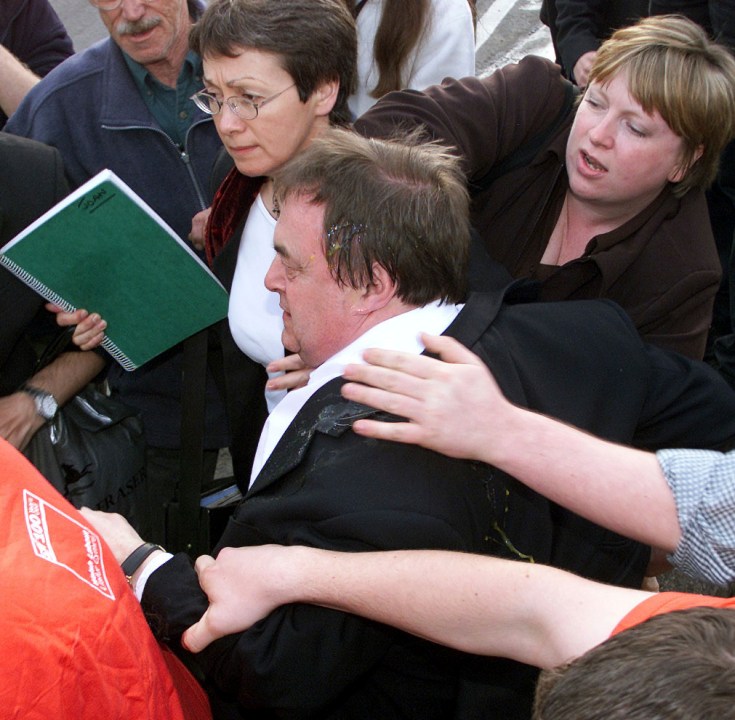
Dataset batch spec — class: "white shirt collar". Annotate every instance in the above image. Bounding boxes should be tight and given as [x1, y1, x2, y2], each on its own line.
[249, 300, 462, 485]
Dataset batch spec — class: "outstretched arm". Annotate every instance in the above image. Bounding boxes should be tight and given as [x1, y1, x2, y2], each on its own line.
[182, 545, 650, 667]
[340, 333, 681, 553]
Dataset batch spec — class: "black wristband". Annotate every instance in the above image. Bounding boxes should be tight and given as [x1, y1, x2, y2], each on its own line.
[121, 542, 164, 584]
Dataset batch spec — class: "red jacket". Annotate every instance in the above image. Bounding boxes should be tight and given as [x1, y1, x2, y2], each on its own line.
[0, 437, 211, 720]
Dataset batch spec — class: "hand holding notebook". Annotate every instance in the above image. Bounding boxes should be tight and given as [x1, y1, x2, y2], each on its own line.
[0, 170, 229, 371]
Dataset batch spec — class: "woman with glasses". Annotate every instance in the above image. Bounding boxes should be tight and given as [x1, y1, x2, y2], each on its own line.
[54, 0, 356, 488]
[189, 0, 357, 485]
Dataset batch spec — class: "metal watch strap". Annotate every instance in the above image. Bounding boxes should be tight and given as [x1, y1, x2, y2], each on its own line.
[121, 542, 164, 583]
[19, 383, 58, 421]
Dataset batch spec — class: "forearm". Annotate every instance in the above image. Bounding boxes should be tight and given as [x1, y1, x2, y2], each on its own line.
[343, 335, 682, 553]
[180, 549, 394, 711]
[26, 350, 106, 405]
[0, 351, 106, 449]
[0, 45, 40, 117]
[488, 405, 681, 552]
[279, 546, 649, 668]
[354, 57, 566, 182]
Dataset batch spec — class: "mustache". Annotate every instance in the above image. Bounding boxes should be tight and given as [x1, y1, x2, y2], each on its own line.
[116, 16, 161, 36]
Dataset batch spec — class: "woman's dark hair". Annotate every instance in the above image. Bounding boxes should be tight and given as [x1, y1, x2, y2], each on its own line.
[190, 0, 357, 126]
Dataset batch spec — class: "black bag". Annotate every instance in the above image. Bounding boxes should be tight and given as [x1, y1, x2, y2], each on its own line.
[21, 331, 151, 537]
[24, 384, 150, 535]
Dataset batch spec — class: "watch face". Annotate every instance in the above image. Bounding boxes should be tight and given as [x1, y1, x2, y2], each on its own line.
[38, 394, 58, 420]
[23, 386, 58, 420]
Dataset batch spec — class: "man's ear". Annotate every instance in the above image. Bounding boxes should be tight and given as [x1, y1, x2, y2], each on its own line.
[312, 78, 340, 118]
[356, 263, 398, 314]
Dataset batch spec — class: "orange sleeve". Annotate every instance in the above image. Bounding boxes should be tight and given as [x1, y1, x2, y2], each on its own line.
[612, 592, 735, 636]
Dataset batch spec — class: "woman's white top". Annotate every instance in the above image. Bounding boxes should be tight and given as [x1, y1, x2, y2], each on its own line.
[349, 0, 476, 118]
[228, 193, 286, 412]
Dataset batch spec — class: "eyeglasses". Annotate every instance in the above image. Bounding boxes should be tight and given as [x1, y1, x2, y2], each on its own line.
[190, 84, 296, 121]
[89, 0, 155, 10]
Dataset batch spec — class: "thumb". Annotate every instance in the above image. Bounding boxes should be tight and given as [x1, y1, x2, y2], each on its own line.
[181, 612, 216, 653]
[420, 334, 483, 366]
[181, 554, 218, 652]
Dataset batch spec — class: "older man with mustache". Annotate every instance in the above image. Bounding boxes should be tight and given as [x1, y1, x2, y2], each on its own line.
[4, 0, 229, 552]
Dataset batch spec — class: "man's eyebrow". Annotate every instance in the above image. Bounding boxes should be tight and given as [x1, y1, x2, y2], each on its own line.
[273, 241, 290, 259]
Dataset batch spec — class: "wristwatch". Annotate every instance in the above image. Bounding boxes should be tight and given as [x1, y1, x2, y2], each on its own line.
[121, 542, 165, 586]
[19, 384, 59, 421]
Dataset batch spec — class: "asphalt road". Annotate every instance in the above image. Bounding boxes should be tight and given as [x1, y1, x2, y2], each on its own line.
[50, 0, 106, 51]
[49, 0, 553, 73]
[475, 0, 553, 74]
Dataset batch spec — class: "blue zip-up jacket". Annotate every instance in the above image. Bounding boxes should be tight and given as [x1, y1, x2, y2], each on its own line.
[5, 37, 230, 449]
[6, 37, 219, 241]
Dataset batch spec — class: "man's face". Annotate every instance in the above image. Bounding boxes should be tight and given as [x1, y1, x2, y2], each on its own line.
[264, 195, 363, 368]
[96, 0, 190, 69]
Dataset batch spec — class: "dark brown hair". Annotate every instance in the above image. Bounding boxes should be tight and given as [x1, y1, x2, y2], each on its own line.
[534, 606, 735, 719]
[274, 128, 469, 305]
[190, 0, 357, 126]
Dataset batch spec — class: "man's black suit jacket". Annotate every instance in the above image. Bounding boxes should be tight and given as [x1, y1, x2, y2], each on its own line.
[0, 132, 69, 393]
[143, 286, 735, 719]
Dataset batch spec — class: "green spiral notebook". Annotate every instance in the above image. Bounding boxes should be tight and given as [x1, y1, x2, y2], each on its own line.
[0, 169, 228, 371]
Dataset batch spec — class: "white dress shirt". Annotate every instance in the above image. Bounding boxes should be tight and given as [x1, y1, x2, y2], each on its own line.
[137, 300, 462, 597]
[249, 300, 462, 485]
